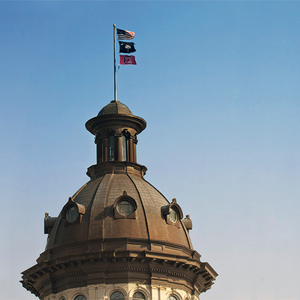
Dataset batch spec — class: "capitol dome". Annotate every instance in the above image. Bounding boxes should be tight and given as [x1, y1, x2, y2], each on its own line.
[45, 173, 192, 253]
[21, 100, 217, 300]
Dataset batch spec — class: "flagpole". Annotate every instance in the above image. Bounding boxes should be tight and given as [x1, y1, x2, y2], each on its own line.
[113, 24, 117, 101]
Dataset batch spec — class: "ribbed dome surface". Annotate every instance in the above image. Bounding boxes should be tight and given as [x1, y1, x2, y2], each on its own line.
[46, 173, 192, 251]
[98, 100, 132, 116]
[22, 98, 218, 300]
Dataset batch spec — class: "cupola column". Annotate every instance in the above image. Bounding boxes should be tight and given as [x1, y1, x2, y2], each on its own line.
[133, 139, 137, 163]
[116, 134, 123, 161]
[129, 137, 134, 162]
[126, 138, 130, 161]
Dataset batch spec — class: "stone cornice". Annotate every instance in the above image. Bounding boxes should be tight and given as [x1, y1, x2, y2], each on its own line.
[21, 239, 217, 299]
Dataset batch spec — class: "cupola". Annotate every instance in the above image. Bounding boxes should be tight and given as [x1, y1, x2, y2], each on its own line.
[85, 100, 147, 179]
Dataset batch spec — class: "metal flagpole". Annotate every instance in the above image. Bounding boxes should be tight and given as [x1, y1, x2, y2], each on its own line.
[113, 24, 117, 101]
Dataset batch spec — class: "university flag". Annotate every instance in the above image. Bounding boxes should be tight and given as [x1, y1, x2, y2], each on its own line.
[120, 55, 137, 65]
[117, 28, 135, 40]
[119, 41, 136, 53]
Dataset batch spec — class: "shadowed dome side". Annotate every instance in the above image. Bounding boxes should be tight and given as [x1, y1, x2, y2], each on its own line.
[98, 100, 132, 116]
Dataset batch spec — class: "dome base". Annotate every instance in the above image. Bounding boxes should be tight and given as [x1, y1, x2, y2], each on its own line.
[21, 238, 217, 299]
[87, 162, 147, 180]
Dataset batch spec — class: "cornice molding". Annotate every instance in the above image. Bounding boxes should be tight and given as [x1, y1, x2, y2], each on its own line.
[86, 114, 146, 136]
[21, 243, 216, 299]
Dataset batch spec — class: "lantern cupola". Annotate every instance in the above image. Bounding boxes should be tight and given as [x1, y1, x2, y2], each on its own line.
[85, 100, 147, 179]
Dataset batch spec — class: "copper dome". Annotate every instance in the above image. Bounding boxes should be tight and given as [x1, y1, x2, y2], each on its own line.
[45, 99, 192, 256]
[22, 100, 217, 299]
[45, 172, 192, 253]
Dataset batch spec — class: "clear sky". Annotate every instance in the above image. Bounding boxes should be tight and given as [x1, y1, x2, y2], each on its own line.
[1, 1, 300, 300]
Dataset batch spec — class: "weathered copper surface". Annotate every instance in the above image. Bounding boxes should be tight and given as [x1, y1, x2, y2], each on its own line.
[98, 100, 132, 116]
[21, 100, 217, 299]
[45, 173, 192, 251]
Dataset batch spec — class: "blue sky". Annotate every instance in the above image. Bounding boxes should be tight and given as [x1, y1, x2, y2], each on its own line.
[1, 1, 300, 300]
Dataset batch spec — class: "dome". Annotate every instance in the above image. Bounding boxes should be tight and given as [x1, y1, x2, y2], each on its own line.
[45, 172, 192, 255]
[98, 100, 132, 116]
[22, 99, 217, 300]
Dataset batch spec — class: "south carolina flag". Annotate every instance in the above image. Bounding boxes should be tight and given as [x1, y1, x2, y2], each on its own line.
[120, 55, 137, 65]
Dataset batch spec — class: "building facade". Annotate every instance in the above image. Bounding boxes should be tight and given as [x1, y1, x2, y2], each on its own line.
[21, 100, 217, 300]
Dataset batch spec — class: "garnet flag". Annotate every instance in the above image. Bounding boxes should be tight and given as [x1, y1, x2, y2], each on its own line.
[120, 55, 137, 65]
[117, 28, 135, 40]
[119, 41, 136, 53]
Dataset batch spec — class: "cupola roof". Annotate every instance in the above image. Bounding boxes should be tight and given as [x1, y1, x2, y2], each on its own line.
[98, 100, 132, 116]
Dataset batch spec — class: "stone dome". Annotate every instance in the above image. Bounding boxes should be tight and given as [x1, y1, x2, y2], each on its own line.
[98, 100, 132, 116]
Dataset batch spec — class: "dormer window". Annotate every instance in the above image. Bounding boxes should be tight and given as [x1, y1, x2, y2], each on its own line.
[117, 200, 134, 216]
[169, 207, 178, 223]
[66, 206, 78, 223]
[61, 197, 86, 226]
[161, 198, 183, 227]
[114, 191, 137, 219]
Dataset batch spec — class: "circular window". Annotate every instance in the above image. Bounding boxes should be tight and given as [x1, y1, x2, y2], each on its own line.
[66, 206, 79, 223]
[169, 207, 178, 223]
[117, 200, 134, 216]
[133, 292, 146, 300]
[74, 295, 87, 300]
[167, 296, 178, 300]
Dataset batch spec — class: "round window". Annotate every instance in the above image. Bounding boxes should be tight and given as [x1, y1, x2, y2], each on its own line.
[74, 295, 87, 300]
[133, 292, 145, 300]
[117, 200, 134, 216]
[66, 206, 79, 223]
[169, 207, 178, 223]
[110, 291, 125, 300]
[167, 296, 178, 300]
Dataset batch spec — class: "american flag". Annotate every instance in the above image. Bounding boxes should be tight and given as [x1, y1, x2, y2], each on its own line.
[117, 28, 135, 40]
